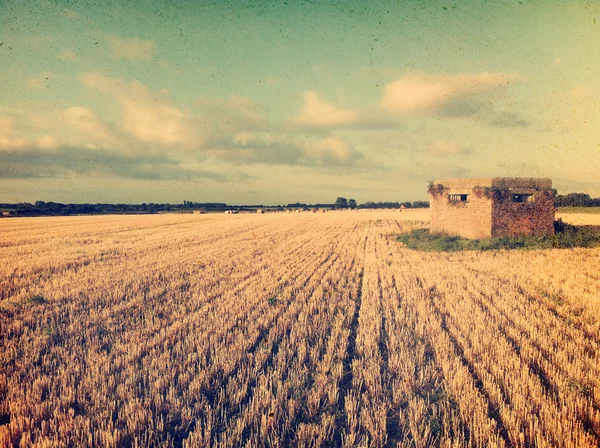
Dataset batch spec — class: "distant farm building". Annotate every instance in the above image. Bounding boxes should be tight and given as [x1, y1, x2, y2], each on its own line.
[256, 208, 264, 214]
[429, 178, 555, 239]
[193, 210, 205, 214]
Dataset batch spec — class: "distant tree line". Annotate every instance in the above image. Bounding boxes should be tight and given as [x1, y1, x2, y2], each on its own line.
[0, 199, 432, 217]
[358, 201, 430, 209]
[0, 201, 232, 217]
[0, 200, 342, 217]
[554, 193, 600, 207]
[329, 198, 430, 210]
[285, 202, 335, 209]
[5, 192, 596, 217]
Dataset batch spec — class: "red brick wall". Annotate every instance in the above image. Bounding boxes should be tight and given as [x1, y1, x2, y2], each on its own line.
[429, 178, 555, 239]
[491, 190, 555, 237]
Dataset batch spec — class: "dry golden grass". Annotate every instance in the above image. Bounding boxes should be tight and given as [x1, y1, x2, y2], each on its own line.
[556, 212, 600, 226]
[1, 211, 599, 447]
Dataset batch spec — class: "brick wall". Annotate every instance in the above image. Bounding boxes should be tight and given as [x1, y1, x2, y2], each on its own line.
[491, 191, 555, 237]
[490, 178, 554, 237]
[430, 178, 494, 238]
[429, 178, 555, 239]
[430, 195, 493, 238]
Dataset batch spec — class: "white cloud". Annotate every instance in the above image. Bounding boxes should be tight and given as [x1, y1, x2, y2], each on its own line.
[380, 71, 524, 115]
[232, 131, 279, 146]
[306, 136, 356, 162]
[81, 72, 195, 147]
[210, 131, 363, 167]
[37, 135, 58, 150]
[2, 73, 269, 156]
[106, 34, 155, 60]
[57, 48, 77, 61]
[0, 102, 120, 152]
[63, 106, 112, 142]
[294, 91, 358, 127]
[0, 117, 28, 150]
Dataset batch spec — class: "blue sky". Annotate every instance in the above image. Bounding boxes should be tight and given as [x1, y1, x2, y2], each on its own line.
[1, 0, 599, 204]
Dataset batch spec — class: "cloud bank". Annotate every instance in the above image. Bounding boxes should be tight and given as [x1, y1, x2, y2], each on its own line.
[0, 147, 224, 181]
[0, 68, 538, 186]
[294, 91, 359, 127]
[380, 72, 525, 116]
[81, 72, 196, 148]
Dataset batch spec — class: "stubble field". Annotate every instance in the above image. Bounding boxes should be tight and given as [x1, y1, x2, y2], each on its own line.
[1, 211, 600, 447]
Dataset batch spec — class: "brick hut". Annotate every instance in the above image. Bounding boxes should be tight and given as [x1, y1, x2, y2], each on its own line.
[429, 178, 555, 239]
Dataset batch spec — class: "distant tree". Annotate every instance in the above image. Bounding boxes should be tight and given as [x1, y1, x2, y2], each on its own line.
[348, 198, 357, 209]
[555, 193, 592, 207]
[335, 197, 348, 209]
[357, 201, 400, 209]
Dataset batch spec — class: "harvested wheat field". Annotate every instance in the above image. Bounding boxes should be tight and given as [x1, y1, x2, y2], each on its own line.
[556, 212, 600, 226]
[1, 211, 600, 447]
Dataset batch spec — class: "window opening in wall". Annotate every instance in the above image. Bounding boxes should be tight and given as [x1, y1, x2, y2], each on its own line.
[512, 194, 534, 203]
[449, 194, 468, 203]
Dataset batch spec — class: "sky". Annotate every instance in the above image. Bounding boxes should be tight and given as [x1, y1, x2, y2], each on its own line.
[0, 0, 599, 204]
